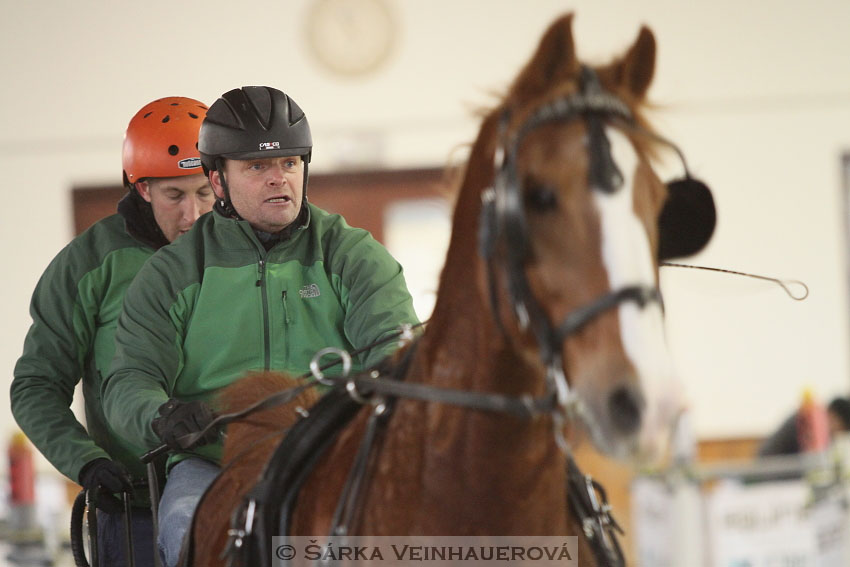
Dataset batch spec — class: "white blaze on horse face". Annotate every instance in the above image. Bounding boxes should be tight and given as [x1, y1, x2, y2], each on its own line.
[591, 128, 684, 460]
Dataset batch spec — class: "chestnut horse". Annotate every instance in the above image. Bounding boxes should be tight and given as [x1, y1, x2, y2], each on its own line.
[191, 12, 714, 567]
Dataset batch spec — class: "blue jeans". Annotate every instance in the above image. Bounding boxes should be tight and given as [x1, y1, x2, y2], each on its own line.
[157, 458, 220, 567]
[97, 506, 155, 567]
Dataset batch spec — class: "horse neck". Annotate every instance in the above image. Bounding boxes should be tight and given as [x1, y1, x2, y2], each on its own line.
[419, 110, 547, 399]
[399, 287, 567, 533]
[361, 115, 568, 534]
[407, 140, 559, 465]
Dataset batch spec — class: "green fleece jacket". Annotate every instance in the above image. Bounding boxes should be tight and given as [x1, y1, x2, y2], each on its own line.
[12, 194, 168, 487]
[103, 203, 418, 467]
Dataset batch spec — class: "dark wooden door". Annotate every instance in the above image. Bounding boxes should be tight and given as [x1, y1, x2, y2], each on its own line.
[72, 168, 451, 243]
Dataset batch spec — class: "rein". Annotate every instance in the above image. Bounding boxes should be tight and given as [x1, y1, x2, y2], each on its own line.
[219, 338, 625, 567]
[311, 345, 626, 567]
[326, 355, 562, 419]
[139, 324, 424, 464]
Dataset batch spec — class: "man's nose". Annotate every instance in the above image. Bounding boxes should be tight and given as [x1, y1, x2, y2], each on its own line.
[182, 197, 201, 222]
[266, 162, 287, 185]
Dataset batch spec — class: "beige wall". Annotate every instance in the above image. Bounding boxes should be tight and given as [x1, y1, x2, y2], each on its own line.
[2, 0, 850, 476]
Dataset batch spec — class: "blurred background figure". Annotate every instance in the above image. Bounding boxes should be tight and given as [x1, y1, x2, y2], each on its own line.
[757, 391, 850, 457]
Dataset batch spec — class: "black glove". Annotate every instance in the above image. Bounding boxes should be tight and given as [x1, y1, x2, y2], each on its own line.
[151, 399, 219, 451]
[78, 458, 133, 514]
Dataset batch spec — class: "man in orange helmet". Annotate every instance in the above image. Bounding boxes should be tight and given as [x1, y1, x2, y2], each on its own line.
[11, 96, 214, 567]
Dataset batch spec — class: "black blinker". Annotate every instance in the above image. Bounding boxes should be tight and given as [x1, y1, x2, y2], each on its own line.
[658, 177, 716, 260]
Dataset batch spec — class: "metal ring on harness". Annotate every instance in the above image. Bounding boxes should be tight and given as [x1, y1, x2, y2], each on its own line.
[346, 375, 371, 405]
[347, 369, 389, 406]
[309, 347, 352, 387]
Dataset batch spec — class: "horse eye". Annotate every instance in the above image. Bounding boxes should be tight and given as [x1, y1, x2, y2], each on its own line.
[525, 182, 559, 212]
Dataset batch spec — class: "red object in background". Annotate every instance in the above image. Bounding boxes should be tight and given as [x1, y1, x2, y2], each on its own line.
[797, 389, 830, 453]
[9, 432, 35, 505]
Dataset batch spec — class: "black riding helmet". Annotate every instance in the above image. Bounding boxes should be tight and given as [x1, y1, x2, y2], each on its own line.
[199, 86, 313, 220]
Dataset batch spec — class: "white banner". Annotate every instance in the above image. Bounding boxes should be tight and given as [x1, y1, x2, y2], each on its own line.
[706, 480, 816, 567]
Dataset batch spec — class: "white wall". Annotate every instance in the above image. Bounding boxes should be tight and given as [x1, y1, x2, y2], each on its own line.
[2, 0, 850, 476]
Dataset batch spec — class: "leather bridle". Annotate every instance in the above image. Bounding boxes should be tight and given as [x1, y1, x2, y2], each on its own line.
[478, 65, 664, 421]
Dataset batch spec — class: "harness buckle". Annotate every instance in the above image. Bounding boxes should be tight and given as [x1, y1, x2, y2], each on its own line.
[223, 498, 257, 565]
[225, 528, 246, 551]
[583, 474, 624, 550]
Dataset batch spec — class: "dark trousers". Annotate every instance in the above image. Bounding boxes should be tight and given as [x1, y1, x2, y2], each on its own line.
[96, 506, 155, 567]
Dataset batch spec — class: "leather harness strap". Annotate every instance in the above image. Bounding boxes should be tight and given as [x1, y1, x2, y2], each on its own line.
[220, 342, 626, 567]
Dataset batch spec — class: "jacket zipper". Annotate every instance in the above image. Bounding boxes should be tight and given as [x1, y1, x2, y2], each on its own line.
[257, 258, 271, 370]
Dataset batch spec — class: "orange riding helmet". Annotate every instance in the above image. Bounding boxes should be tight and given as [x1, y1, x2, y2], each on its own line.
[122, 96, 209, 183]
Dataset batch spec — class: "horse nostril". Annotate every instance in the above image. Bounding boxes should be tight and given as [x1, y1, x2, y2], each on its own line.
[608, 386, 643, 435]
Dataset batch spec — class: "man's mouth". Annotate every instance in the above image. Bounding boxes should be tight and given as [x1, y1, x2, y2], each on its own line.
[266, 196, 292, 204]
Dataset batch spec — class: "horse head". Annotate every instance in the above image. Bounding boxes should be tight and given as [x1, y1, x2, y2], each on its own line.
[454, 13, 714, 462]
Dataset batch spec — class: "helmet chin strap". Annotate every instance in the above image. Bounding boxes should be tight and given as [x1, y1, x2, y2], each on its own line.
[214, 158, 244, 220]
[302, 160, 310, 203]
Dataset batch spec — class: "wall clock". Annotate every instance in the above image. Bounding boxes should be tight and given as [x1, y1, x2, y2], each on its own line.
[306, 0, 398, 77]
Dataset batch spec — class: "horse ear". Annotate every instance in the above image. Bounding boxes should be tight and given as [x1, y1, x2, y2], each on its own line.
[604, 26, 656, 100]
[508, 13, 581, 103]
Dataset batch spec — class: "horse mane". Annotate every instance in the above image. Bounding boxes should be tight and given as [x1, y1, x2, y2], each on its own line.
[216, 371, 319, 465]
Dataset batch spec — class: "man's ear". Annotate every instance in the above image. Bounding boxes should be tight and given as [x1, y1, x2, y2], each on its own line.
[209, 171, 225, 200]
[135, 181, 153, 203]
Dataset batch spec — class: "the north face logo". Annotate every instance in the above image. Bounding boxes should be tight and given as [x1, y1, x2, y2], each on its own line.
[298, 284, 320, 299]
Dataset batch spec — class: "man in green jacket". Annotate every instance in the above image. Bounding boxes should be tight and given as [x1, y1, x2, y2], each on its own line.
[11, 96, 214, 566]
[103, 86, 419, 567]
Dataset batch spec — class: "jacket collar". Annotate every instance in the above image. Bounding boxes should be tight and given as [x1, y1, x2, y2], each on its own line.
[117, 191, 169, 250]
[212, 201, 312, 251]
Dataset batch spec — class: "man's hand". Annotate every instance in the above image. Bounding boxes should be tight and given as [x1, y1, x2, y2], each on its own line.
[151, 399, 219, 450]
[78, 458, 133, 514]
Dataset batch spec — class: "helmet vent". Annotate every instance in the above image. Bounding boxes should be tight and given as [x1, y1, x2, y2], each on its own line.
[143, 112, 153, 119]
[205, 97, 245, 130]
[162, 115, 171, 123]
[188, 112, 199, 119]
[244, 86, 273, 130]
[168, 145, 180, 156]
